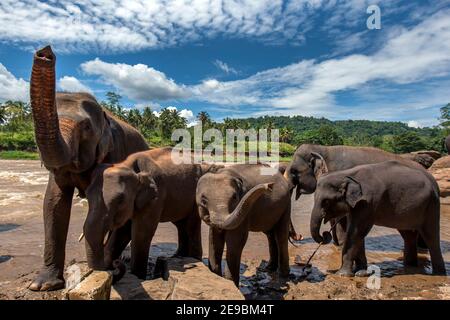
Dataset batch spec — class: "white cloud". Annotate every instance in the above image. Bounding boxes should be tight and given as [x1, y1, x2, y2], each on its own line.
[214, 60, 238, 75]
[0, 63, 29, 102]
[0, 0, 397, 53]
[152, 106, 197, 127]
[58, 76, 92, 94]
[190, 9, 450, 116]
[407, 120, 421, 128]
[81, 58, 188, 101]
[71, 8, 450, 125]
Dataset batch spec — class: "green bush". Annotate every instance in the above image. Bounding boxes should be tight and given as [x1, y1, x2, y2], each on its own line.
[0, 131, 36, 151]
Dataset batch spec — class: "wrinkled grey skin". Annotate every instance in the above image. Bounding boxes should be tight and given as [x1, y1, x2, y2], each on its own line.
[285, 144, 424, 246]
[446, 135, 450, 155]
[84, 148, 220, 280]
[311, 161, 446, 277]
[196, 164, 291, 286]
[29, 46, 148, 291]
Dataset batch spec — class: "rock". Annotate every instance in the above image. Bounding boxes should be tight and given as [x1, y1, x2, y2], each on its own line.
[65, 271, 112, 300]
[401, 150, 442, 169]
[429, 156, 450, 197]
[429, 155, 450, 169]
[110, 257, 244, 300]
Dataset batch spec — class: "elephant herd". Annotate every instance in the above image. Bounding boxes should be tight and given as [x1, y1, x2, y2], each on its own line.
[27, 46, 446, 292]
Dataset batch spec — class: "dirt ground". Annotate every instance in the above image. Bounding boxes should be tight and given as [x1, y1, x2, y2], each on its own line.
[0, 160, 449, 300]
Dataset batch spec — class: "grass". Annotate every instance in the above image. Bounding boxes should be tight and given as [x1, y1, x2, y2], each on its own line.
[0, 150, 40, 160]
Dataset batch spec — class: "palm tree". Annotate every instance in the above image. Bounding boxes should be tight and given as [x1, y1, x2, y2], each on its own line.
[197, 111, 211, 128]
[280, 126, 294, 143]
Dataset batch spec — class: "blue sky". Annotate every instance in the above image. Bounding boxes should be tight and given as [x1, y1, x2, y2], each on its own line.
[0, 0, 449, 127]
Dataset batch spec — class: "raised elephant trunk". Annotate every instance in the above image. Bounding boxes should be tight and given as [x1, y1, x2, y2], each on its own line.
[30, 45, 70, 168]
[213, 182, 273, 230]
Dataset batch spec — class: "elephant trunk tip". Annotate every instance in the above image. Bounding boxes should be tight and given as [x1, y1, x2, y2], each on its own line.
[34, 45, 56, 66]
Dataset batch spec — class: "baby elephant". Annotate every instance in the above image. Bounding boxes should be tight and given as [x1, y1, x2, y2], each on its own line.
[311, 160, 446, 276]
[84, 147, 219, 280]
[196, 164, 291, 286]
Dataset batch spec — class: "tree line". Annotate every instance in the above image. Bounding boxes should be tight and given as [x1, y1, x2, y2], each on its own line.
[1, 91, 449, 158]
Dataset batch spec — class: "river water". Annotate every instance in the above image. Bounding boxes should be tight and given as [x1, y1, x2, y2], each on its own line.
[0, 160, 449, 300]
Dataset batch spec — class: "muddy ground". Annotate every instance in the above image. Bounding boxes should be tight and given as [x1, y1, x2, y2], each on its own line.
[0, 160, 449, 300]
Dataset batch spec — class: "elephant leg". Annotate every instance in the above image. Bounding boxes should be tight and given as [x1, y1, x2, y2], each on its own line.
[29, 174, 74, 291]
[173, 218, 189, 257]
[104, 220, 132, 268]
[208, 228, 225, 276]
[130, 216, 158, 280]
[417, 235, 428, 251]
[418, 213, 446, 275]
[264, 230, 278, 272]
[354, 239, 368, 276]
[185, 208, 202, 260]
[274, 207, 290, 277]
[225, 228, 248, 286]
[337, 215, 371, 277]
[333, 217, 347, 247]
[398, 229, 418, 267]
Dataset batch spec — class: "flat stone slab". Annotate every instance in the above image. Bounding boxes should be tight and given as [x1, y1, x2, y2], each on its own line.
[65, 271, 112, 300]
[111, 257, 244, 300]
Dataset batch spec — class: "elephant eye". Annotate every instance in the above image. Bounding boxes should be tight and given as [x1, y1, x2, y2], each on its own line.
[200, 195, 208, 207]
[83, 122, 91, 131]
[323, 199, 330, 208]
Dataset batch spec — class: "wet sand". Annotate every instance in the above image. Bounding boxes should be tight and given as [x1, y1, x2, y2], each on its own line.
[0, 160, 449, 300]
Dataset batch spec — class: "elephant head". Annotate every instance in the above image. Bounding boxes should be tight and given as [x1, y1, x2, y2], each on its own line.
[196, 173, 273, 230]
[83, 164, 158, 271]
[30, 46, 113, 171]
[285, 145, 328, 199]
[310, 175, 364, 244]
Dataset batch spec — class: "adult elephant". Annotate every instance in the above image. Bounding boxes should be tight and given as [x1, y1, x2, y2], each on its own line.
[284, 144, 425, 246]
[28, 46, 148, 291]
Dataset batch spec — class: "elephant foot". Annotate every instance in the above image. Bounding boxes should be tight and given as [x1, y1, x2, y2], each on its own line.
[111, 260, 127, 284]
[354, 269, 370, 277]
[29, 266, 64, 291]
[335, 268, 354, 277]
[260, 261, 278, 273]
[277, 267, 290, 279]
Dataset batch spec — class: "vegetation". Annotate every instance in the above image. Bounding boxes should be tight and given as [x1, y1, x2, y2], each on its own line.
[1, 92, 449, 160]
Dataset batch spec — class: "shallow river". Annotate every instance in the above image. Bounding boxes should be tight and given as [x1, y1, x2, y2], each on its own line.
[0, 160, 449, 299]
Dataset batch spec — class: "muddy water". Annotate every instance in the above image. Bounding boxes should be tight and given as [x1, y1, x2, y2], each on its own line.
[0, 160, 449, 300]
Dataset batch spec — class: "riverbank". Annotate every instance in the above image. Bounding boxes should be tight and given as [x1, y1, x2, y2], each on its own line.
[0, 160, 449, 300]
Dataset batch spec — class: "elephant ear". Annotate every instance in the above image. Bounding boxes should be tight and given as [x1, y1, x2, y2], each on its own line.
[135, 172, 158, 210]
[96, 112, 114, 163]
[233, 177, 246, 196]
[343, 176, 363, 208]
[310, 152, 328, 178]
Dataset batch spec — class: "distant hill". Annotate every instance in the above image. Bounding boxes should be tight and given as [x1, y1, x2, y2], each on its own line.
[226, 115, 445, 153]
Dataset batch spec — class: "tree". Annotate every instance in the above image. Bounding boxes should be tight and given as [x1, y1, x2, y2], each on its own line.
[280, 126, 294, 143]
[159, 108, 187, 141]
[439, 103, 450, 135]
[391, 131, 426, 153]
[105, 91, 122, 108]
[296, 125, 343, 146]
[197, 111, 212, 128]
[0, 104, 7, 125]
[140, 107, 158, 135]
